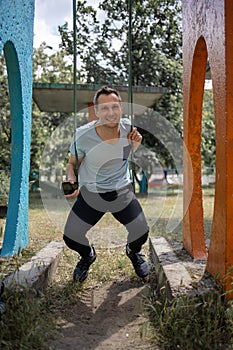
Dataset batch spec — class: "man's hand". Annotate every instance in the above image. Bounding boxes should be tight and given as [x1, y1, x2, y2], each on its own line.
[65, 179, 80, 198]
[65, 153, 83, 198]
[128, 127, 142, 151]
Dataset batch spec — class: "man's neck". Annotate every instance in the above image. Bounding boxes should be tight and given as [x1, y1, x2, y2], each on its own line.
[95, 122, 120, 144]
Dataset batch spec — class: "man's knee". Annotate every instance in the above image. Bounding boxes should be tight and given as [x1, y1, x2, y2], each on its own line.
[63, 235, 74, 249]
[63, 235, 91, 256]
[128, 231, 149, 253]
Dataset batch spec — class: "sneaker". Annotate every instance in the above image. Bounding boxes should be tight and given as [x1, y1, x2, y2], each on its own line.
[73, 246, 96, 283]
[126, 244, 150, 279]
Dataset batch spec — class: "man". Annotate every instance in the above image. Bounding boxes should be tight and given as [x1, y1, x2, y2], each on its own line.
[63, 86, 150, 283]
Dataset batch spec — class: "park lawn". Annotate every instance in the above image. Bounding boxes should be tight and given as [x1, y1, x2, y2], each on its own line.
[0, 186, 215, 280]
[0, 186, 218, 350]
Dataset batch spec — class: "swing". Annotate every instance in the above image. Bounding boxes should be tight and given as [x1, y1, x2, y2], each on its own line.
[67, 0, 135, 193]
[61, 0, 79, 195]
[127, 0, 136, 191]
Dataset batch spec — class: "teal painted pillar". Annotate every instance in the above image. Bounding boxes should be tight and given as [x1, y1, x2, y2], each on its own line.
[0, 0, 35, 256]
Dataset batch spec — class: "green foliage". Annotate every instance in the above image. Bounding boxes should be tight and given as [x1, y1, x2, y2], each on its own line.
[31, 43, 75, 171]
[0, 1, 215, 173]
[59, 0, 183, 167]
[0, 47, 75, 172]
[59, 0, 182, 88]
[135, 109, 182, 169]
[0, 171, 10, 205]
[202, 89, 215, 169]
[0, 55, 11, 171]
[147, 286, 233, 349]
[33, 42, 73, 83]
[30, 105, 71, 171]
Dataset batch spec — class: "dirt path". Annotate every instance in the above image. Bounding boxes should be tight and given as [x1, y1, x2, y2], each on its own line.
[48, 277, 155, 350]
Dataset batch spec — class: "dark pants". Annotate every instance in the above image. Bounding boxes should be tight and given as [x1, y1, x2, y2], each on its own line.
[63, 185, 149, 257]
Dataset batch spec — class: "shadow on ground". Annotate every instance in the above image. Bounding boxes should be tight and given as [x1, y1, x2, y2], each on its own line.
[48, 278, 153, 350]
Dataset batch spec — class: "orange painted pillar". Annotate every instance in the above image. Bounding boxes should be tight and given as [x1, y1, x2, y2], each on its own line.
[183, 0, 233, 296]
[88, 102, 98, 122]
[183, 36, 208, 260]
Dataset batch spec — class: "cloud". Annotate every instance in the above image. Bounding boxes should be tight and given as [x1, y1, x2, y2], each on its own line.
[33, 0, 72, 49]
[33, 0, 102, 50]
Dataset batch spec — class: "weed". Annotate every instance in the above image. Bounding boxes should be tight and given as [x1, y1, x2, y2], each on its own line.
[0, 171, 10, 206]
[0, 286, 55, 350]
[146, 285, 233, 349]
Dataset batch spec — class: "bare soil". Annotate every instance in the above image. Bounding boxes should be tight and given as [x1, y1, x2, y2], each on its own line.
[48, 277, 155, 350]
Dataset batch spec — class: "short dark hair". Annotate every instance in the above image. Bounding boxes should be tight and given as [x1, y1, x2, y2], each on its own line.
[93, 86, 122, 108]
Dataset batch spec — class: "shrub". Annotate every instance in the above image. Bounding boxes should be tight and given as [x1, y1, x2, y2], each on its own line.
[0, 171, 10, 205]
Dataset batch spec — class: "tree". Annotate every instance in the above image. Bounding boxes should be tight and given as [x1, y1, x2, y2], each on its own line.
[31, 44, 75, 171]
[59, 0, 183, 168]
[33, 42, 73, 83]
[0, 46, 75, 172]
[0, 54, 11, 171]
[202, 88, 215, 170]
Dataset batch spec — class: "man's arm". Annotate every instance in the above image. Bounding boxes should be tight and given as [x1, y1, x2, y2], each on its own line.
[127, 127, 142, 151]
[65, 154, 84, 198]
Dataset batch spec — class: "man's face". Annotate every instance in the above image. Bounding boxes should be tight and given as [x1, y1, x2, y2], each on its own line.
[95, 93, 122, 128]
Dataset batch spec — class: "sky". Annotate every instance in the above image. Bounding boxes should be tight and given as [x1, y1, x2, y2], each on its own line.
[33, 0, 72, 50]
[33, 0, 212, 87]
[33, 0, 99, 51]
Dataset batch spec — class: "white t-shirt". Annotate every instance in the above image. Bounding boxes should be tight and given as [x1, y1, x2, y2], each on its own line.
[69, 118, 132, 193]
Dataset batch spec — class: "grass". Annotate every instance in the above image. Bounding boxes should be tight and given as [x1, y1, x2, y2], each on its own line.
[1, 184, 229, 350]
[146, 285, 233, 349]
[0, 244, 138, 349]
[144, 185, 233, 349]
[0, 190, 139, 349]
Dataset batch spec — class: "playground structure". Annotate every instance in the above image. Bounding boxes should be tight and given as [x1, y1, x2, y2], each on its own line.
[0, 0, 35, 256]
[183, 0, 233, 297]
[1, 0, 233, 297]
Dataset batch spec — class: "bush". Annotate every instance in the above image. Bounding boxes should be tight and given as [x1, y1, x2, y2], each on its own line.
[0, 171, 10, 205]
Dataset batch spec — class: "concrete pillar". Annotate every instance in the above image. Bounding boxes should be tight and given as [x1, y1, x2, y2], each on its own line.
[183, 0, 233, 297]
[0, 0, 35, 256]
